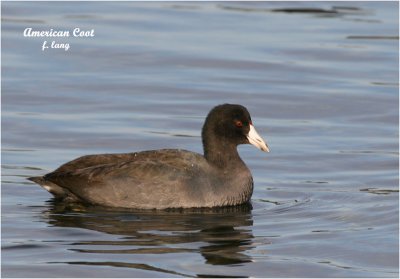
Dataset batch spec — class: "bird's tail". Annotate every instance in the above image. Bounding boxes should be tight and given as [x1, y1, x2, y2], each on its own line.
[27, 176, 69, 198]
[28, 176, 46, 185]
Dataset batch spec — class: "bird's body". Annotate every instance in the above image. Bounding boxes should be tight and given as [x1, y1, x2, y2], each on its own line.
[29, 104, 269, 209]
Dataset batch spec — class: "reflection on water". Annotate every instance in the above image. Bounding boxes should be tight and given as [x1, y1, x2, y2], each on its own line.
[43, 201, 254, 275]
[217, 4, 366, 16]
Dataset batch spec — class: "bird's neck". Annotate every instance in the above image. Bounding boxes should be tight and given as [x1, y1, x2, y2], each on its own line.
[203, 138, 245, 170]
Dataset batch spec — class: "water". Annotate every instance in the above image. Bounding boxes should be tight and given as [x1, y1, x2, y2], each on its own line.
[1, 1, 399, 277]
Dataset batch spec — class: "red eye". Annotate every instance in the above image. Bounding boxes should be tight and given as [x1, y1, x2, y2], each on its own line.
[235, 120, 243, 128]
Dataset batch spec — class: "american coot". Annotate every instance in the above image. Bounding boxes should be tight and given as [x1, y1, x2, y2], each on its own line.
[29, 104, 269, 209]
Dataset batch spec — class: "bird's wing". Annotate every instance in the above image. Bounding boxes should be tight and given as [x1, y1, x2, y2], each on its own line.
[44, 149, 211, 208]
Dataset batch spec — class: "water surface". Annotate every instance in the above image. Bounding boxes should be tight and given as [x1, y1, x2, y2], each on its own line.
[1, 1, 399, 277]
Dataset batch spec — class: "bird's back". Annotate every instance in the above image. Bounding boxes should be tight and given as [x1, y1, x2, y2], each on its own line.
[31, 149, 230, 209]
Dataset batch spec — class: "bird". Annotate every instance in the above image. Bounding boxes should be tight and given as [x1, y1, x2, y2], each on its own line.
[28, 104, 269, 209]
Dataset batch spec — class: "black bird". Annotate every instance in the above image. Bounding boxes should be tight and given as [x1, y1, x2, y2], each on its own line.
[29, 104, 269, 209]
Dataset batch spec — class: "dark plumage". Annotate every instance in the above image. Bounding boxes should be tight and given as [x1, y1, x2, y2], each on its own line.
[28, 104, 269, 209]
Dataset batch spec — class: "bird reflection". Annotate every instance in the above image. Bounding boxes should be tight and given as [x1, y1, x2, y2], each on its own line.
[41, 200, 255, 270]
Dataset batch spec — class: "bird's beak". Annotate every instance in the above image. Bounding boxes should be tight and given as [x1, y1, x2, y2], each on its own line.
[247, 124, 270, 152]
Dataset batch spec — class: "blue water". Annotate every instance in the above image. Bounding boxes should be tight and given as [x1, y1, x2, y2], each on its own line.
[2, 1, 399, 277]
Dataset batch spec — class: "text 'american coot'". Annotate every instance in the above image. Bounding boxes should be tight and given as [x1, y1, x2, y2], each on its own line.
[29, 104, 270, 209]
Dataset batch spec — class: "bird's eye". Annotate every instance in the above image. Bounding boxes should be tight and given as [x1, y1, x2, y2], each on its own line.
[235, 120, 243, 128]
